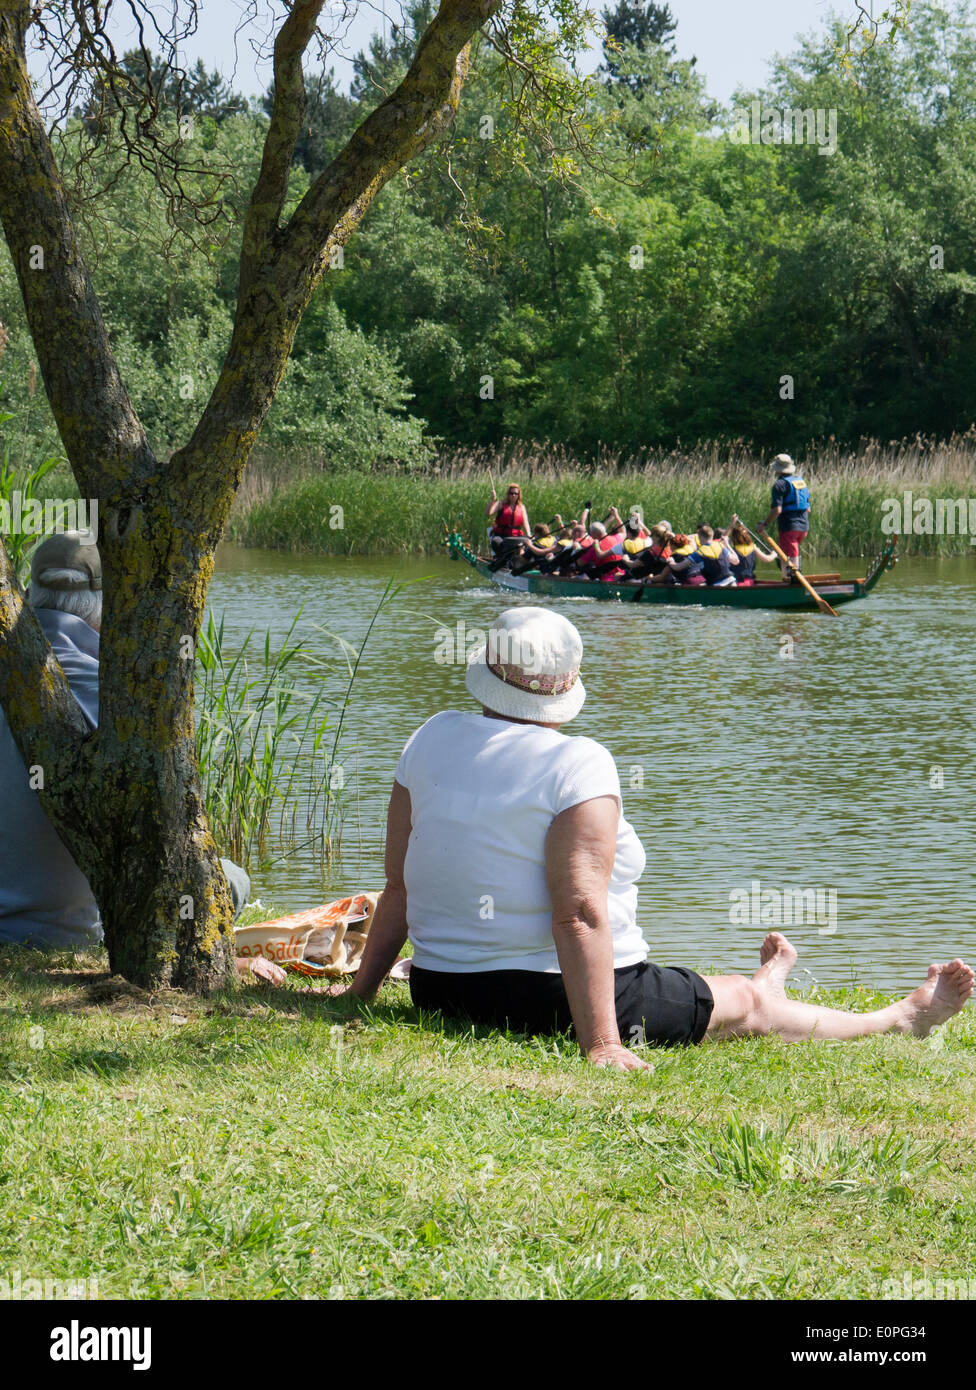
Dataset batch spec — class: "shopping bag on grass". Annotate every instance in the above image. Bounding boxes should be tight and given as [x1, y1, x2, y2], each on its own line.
[234, 892, 380, 977]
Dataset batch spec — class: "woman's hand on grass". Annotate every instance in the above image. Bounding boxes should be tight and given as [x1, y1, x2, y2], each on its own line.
[586, 1041, 652, 1072]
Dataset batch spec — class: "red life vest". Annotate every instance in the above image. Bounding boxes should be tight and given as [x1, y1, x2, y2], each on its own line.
[592, 534, 624, 566]
[576, 534, 623, 570]
[492, 503, 527, 538]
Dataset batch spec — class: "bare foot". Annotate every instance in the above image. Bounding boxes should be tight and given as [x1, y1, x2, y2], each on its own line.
[752, 932, 798, 996]
[894, 960, 974, 1036]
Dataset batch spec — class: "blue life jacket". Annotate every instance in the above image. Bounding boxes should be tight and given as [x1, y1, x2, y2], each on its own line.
[680, 549, 705, 580]
[780, 476, 810, 514]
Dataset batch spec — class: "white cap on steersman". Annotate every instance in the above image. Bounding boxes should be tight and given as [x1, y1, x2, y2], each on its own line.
[464, 607, 586, 725]
[772, 454, 796, 475]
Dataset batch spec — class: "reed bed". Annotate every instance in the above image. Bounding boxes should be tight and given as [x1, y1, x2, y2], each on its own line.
[232, 435, 976, 558]
[194, 611, 337, 868]
[194, 579, 403, 872]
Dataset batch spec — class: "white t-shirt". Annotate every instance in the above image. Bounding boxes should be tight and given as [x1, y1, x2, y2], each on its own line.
[394, 710, 648, 973]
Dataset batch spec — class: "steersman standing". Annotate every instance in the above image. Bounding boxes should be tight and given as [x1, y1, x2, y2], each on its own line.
[759, 454, 811, 579]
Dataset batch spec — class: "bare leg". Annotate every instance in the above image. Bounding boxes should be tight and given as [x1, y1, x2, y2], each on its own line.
[704, 937, 973, 1043]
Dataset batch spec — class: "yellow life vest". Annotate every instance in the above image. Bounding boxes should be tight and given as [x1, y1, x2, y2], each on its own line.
[697, 539, 725, 560]
[623, 536, 648, 556]
[536, 535, 556, 549]
[734, 541, 756, 557]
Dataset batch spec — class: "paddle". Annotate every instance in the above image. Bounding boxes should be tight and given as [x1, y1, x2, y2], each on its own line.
[734, 516, 838, 616]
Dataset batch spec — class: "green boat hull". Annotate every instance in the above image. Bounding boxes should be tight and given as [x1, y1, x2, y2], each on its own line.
[445, 533, 897, 610]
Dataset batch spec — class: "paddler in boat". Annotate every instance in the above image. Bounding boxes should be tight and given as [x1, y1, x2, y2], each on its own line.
[695, 524, 739, 587]
[620, 510, 650, 561]
[541, 522, 588, 574]
[664, 532, 707, 586]
[487, 482, 530, 569]
[729, 518, 778, 586]
[758, 454, 811, 579]
[573, 520, 627, 582]
[622, 522, 672, 580]
[510, 523, 559, 575]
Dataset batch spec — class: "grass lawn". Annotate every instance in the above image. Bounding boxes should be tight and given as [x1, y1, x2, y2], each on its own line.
[1, 941, 973, 1301]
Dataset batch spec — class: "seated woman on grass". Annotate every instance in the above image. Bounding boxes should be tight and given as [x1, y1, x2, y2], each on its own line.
[332, 608, 972, 1071]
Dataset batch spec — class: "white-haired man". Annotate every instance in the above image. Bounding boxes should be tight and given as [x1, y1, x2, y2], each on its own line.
[0, 532, 271, 974]
[759, 454, 811, 579]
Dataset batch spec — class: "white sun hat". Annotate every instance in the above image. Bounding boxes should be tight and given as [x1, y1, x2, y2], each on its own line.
[464, 607, 586, 724]
[772, 453, 796, 474]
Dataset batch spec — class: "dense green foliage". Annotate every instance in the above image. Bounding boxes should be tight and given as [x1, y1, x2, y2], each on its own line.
[3, 2, 976, 467]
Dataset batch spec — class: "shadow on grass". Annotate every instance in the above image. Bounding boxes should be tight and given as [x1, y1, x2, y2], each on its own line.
[0, 945, 581, 1081]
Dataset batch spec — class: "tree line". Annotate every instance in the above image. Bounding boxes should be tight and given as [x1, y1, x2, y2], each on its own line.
[3, 0, 976, 470]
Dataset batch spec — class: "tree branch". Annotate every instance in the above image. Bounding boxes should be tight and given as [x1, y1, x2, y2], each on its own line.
[240, 0, 327, 288]
[172, 0, 500, 531]
[0, 0, 157, 502]
[288, 0, 501, 263]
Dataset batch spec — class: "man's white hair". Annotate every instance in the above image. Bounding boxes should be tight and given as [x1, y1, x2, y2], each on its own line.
[29, 568, 102, 629]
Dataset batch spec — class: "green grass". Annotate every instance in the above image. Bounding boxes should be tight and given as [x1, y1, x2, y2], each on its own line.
[1, 942, 973, 1300]
[230, 458, 976, 559]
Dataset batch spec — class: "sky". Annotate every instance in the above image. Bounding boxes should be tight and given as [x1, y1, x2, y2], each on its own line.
[30, 1, 855, 107]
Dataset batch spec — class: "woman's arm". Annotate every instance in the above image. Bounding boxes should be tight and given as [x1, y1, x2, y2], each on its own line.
[486, 491, 500, 518]
[348, 780, 412, 1001]
[545, 797, 650, 1072]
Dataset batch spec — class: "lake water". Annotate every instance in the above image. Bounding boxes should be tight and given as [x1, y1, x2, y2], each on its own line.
[209, 543, 976, 992]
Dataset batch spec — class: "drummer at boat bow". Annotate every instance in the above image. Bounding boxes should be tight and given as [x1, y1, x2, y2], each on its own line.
[759, 454, 811, 579]
[487, 483, 529, 567]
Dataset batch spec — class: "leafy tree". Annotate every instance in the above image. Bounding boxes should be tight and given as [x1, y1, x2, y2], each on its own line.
[2, 0, 581, 989]
[77, 50, 249, 137]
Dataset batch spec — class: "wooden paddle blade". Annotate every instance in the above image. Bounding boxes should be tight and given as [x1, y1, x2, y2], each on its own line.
[757, 528, 838, 615]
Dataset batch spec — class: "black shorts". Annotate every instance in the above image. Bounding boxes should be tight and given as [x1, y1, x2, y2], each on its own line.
[409, 961, 714, 1048]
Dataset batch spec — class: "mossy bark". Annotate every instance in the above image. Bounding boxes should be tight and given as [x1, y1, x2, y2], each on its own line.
[0, 0, 498, 989]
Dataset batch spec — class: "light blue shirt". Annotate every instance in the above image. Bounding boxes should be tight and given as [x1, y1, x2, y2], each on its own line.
[0, 608, 102, 948]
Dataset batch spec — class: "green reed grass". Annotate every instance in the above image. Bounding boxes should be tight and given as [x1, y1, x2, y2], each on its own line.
[195, 578, 406, 872]
[194, 610, 336, 867]
[0, 398, 66, 585]
[232, 437, 976, 559]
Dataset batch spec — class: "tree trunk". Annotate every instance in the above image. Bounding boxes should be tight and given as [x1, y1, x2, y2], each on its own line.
[0, 0, 500, 988]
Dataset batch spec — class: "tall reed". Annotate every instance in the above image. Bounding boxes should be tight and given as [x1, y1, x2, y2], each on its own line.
[194, 611, 334, 867]
[0, 397, 66, 585]
[195, 578, 404, 871]
[232, 449, 976, 559]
